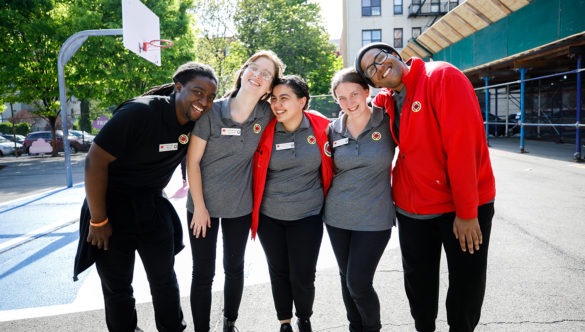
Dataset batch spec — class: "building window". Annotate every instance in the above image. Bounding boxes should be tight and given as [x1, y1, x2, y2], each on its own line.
[431, 0, 440, 13]
[362, 29, 382, 46]
[394, 28, 403, 48]
[394, 0, 403, 15]
[411, 0, 421, 14]
[412, 27, 421, 39]
[362, 0, 381, 16]
[449, 1, 459, 11]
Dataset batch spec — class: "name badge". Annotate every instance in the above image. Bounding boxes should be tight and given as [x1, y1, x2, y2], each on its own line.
[159, 143, 178, 152]
[275, 142, 295, 150]
[333, 138, 349, 147]
[221, 128, 242, 136]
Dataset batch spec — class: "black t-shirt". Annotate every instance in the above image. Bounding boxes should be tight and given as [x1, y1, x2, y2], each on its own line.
[94, 94, 194, 194]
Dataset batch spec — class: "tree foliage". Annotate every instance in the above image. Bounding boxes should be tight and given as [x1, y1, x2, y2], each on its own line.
[233, 0, 342, 95]
[1, 1, 61, 119]
[0, 0, 72, 155]
[0, 0, 342, 149]
[67, 0, 198, 107]
[0, 122, 31, 136]
[190, 0, 242, 96]
[0, 0, 197, 153]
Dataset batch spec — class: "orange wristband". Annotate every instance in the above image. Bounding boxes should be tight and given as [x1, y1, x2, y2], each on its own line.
[90, 217, 109, 227]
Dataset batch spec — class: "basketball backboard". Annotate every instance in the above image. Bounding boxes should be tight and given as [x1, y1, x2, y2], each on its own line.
[122, 0, 162, 66]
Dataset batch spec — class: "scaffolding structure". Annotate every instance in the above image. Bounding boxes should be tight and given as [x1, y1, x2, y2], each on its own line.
[476, 65, 584, 161]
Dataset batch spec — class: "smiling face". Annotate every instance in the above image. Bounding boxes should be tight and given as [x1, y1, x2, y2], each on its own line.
[174, 76, 218, 125]
[334, 82, 370, 118]
[270, 84, 307, 131]
[240, 56, 276, 98]
[360, 48, 406, 91]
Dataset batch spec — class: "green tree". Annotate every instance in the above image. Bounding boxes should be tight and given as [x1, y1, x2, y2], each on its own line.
[191, 0, 243, 96]
[0, 120, 31, 136]
[0, 0, 196, 156]
[67, 0, 198, 108]
[0, 0, 70, 156]
[0, 122, 11, 134]
[77, 99, 92, 133]
[233, 0, 342, 95]
[15, 122, 32, 136]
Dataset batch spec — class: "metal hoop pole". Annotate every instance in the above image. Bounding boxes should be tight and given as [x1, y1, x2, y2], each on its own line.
[58, 29, 123, 187]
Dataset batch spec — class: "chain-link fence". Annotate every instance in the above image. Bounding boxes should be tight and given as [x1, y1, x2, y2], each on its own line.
[310, 94, 340, 119]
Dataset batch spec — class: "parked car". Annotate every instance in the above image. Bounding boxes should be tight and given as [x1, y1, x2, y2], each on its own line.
[69, 130, 95, 150]
[22, 130, 84, 155]
[0, 133, 26, 144]
[0, 136, 23, 156]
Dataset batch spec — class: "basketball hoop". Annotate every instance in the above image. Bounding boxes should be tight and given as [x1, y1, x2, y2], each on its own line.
[141, 39, 174, 52]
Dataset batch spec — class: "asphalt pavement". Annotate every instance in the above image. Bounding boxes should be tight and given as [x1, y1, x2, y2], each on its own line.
[0, 138, 585, 331]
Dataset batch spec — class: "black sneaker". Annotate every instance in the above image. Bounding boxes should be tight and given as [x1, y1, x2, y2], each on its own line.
[280, 322, 293, 332]
[297, 319, 312, 332]
[223, 317, 239, 332]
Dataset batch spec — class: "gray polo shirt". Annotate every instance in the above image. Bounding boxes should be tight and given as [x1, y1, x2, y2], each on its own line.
[323, 106, 396, 231]
[186, 97, 273, 218]
[261, 115, 324, 220]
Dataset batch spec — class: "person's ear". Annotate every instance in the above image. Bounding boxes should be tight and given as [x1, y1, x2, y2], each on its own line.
[300, 96, 308, 110]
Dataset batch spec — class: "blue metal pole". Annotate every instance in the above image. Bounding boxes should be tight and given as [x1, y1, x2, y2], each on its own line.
[58, 29, 123, 187]
[519, 68, 527, 153]
[575, 55, 582, 161]
[483, 76, 490, 144]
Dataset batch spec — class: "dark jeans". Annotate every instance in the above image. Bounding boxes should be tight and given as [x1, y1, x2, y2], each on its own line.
[257, 214, 323, 321]
[95, 220, 185, 332]
[326, 224, 391, 332]
[186, 212, 251, 331]
[397, 202, 494, 332]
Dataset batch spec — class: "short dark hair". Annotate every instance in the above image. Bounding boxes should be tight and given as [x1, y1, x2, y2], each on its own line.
[354, 42, 402, 87]
[274, 75, 311, 110]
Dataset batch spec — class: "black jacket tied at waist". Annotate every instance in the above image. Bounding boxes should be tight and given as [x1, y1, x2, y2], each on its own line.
[73, 191, 184, 281]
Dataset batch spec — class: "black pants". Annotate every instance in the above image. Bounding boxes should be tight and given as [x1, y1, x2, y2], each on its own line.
[326, 224, 391, 332]
[186, 212, 251, 332]
[180, 157, 187, 181]
[397, 202, 494, 332]
[257, 214, 323, 321]
[95, 219, 185, 332]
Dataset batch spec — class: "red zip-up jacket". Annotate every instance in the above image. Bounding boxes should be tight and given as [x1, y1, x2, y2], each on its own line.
[251, 111, 333, 238]
[373, 57, 496, 219]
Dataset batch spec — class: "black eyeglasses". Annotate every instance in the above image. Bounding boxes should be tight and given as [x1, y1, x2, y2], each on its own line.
[365, 49, 389, 79]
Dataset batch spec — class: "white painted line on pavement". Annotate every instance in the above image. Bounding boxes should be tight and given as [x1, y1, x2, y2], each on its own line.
[0, 182, 85, 213]
[0, 219, 77, 254]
